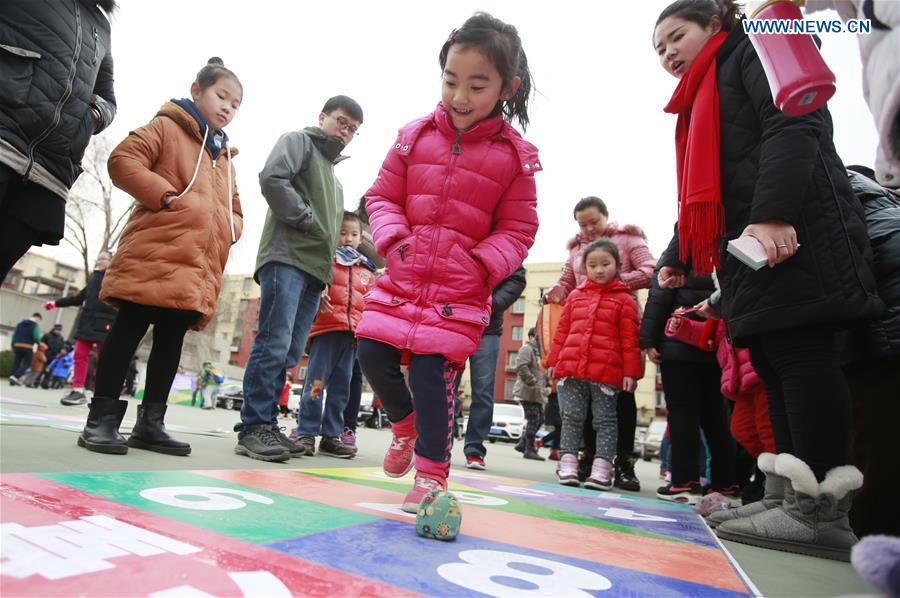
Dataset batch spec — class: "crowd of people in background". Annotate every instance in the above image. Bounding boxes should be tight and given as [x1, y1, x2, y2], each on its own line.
[1, 0, 898, 587]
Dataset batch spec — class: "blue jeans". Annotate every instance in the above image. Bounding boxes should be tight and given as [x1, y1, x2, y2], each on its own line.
[237, 263, 323, 430]
[342, 358, 363, 432]
[297, 331, 357, 438]
[459, 334, 500, 458]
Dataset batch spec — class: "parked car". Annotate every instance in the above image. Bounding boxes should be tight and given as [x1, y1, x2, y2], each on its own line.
[487, 403, 525, 443]
[216, 384, 243, 411]
[636, 418, 667, 461]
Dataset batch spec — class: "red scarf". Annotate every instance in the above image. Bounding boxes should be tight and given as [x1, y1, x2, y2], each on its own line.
[664, 31, 728, 275]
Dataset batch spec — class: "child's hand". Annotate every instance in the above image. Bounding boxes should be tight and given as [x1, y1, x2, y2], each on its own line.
[543, 289, 563, 304]
[622, 377, 637, 393]
[741, 220, 799, 267]
[318, 289, 333, 313]
[659, 267, 686, 288]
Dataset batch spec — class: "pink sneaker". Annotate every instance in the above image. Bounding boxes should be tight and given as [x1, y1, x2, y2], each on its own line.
[584, 457, 614, 491]
[401, 473, 447, 513]
[340, 427, 357, 449]
[557, 453, 580, 486]
[384, 412, 415, 478]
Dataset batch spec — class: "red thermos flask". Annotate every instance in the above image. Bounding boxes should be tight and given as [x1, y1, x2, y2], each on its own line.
[746, 0, 836, 116]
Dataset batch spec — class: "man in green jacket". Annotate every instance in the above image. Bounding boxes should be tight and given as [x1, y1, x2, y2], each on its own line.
[9, 312, 42, 385]
[235, 95, 363, 463]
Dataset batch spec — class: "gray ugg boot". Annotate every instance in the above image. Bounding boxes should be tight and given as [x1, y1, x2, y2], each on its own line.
[707, 452, 784, 529]
[716, 453, 863, 562]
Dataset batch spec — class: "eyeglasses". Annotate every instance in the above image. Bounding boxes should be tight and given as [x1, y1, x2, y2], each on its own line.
[327, 113, 360, 136]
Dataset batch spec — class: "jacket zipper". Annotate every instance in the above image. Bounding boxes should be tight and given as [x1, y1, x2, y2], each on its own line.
[24, 0, 83, 181]
[346, 265, 354, 330]
[404, 129, 462, 349]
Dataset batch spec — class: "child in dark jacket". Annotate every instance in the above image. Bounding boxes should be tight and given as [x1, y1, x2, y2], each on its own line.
[547, 239, 641, 490]
[294, 212, 376, 458]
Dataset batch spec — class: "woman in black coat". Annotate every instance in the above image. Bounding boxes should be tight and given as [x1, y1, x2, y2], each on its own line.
[0, 0, 117, 280]
[45, 251, 117, 405]
[640, 256, 735, 503]
[653, 0, 881, 560]
[841, 167, 900, 538]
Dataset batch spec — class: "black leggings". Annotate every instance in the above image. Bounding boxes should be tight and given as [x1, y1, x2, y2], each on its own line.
[747, 328, 851, 481]
[357, 339, 456, 464]
[94, 302, 200, 404]
[661, 361, 736, 488]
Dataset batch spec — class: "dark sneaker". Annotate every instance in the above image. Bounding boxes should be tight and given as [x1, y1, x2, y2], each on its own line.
[271, 426, 308, 458]
[318, 436, 356, 459]
[657, 482, 704, 504]
[614, 457, 641, 492]
[297, 435, 316, 455]
[465, 455, 486, 470]
[60, 390, 87, 406]
[235, 425, 291, 462]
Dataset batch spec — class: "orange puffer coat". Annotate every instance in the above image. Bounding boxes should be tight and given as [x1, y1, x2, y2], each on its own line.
[101, 102, 243, 330]
[546, 278, 642, 388]
[310, 260, 376, 338]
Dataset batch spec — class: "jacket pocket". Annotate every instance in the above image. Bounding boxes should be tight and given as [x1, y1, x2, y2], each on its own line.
[432, 302, 490, 327]
[364, 286, 410, 308]
[0, 44, 40, 107]
[384, 234, 417, 295]
[446, 243, 488, 292]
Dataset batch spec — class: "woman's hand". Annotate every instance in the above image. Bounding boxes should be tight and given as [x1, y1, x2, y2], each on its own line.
[543, 289, 564, 304]
[694, 299, 717, 320]
[742, 220, 799, 267]
[622, 376, 637, 393]
[659, 266, 686, 288]
[645, 348, 662, 364]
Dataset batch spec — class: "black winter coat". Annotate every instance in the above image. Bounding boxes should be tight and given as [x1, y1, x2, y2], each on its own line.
[640, 256, 718, 365]
[55, 270, 117, 342]
[0, 0, 116, 191]
[40, 331, 65, 363]
[660, 25, 882, 342]
[840, 172, 900, 361]
[484, 266, 526, 337]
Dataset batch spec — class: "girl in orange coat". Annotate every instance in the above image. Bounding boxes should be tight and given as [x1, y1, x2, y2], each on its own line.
[77, 58, 243, 457]
[546, 238, 642, 490]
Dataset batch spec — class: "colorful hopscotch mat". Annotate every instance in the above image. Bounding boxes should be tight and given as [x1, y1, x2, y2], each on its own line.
[0, 466, 760, 597]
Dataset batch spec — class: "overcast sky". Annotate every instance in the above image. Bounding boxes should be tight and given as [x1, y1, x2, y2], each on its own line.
[34, 0, 879, 275]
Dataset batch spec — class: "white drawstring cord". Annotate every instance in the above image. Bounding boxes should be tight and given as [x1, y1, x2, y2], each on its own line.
[174, 125, 209, 199]
[227, 146, 235, 243]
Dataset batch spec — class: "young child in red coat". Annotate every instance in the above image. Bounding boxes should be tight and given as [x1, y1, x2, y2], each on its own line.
[547, 238, 642, 490]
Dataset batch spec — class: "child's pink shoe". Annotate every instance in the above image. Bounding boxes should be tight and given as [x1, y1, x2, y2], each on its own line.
[557, 453, 580, 486]
[402, 455, 449, 513]
[384, 411, 416, 478]
[584, 457, 613, 491]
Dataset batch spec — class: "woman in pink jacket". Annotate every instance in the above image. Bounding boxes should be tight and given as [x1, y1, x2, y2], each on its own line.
[545, 196, 657, 492]
[356, 12, 540, 514]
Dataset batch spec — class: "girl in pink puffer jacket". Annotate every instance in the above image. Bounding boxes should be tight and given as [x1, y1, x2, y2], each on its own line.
[357, 12, 540, 516]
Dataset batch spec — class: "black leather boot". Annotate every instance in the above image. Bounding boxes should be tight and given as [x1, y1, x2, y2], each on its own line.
[78, 397, 129, 454]
[128, 403, 191, 456]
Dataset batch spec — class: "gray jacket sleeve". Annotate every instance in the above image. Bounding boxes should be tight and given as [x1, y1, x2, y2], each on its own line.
[258, 132, 314, 231]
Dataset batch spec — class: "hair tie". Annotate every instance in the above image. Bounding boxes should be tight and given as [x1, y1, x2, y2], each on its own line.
[447, 28, 459, 45]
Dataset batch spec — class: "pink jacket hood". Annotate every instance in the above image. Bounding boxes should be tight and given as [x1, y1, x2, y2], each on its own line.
[548, 222, 657, 301]
[356, 104, 540, 363]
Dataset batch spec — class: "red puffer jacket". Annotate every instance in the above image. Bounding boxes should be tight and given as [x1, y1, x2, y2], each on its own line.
[356, 103, 540, 363]
[310, 260, 376, 338]
[547, 278, 642, 387]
